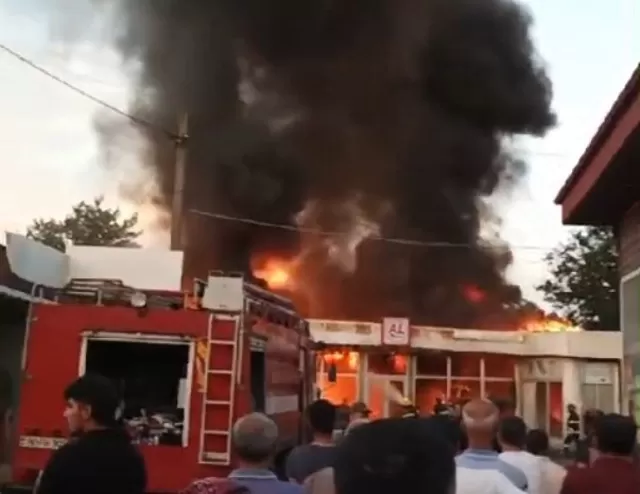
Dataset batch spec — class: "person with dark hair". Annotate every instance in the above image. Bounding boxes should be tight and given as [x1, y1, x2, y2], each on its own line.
[498, 416, 543, 494]
[285, 400, 336, 484]
[526, 429, 566, 494]
[333, 417, 455, 494]
[561, 413, 640, 494]
[36, 375, 146, 494]
[425, 414, 463, 452]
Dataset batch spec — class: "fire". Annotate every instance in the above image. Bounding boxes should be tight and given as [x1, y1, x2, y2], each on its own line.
[323, 350, 359, 370]
[521, 317, 581, 333]
[463, 284, 486, 304]
[253, 258, 296, 291]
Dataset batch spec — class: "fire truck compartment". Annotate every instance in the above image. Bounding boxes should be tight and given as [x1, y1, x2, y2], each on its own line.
[82, 336, 192, 447]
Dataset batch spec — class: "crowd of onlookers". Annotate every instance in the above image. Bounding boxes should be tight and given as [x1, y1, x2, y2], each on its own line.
[26, 374, 640, 494]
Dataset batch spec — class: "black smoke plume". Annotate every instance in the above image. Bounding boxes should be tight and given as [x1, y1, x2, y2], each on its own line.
[86, 0, 554, 326]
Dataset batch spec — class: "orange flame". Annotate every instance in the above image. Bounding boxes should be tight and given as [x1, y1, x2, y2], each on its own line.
[521, 317, 581, 333]
[253, 258, 296, 291]
[322, 350, 359, 370]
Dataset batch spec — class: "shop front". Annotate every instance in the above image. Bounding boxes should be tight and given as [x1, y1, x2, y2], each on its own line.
[310, 319, 622, 443]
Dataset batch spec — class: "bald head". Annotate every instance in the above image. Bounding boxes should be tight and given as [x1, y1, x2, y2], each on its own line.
[461, 399, 499, 432]
[232, 413, 278, 463]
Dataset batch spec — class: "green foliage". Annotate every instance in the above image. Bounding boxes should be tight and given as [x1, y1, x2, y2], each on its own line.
[537, 226, 618, 331]
[26, 197, 141, 252]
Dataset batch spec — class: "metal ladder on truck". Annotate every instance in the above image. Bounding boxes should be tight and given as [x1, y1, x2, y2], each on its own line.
[198, 313, 242, 465]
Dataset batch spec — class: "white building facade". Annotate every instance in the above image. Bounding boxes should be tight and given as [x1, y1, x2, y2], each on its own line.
[311, 318, 622, 443]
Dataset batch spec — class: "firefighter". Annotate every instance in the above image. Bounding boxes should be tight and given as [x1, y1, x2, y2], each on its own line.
[396, 397, 420, 419]
[563, 403, 581, 457]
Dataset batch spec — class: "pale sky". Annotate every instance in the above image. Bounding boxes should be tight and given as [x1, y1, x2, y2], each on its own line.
[0, 0, 638, 305]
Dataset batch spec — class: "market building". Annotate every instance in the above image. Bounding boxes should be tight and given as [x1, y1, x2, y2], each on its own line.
[310, 318, 621, 446]
[555, 64, 640, 419]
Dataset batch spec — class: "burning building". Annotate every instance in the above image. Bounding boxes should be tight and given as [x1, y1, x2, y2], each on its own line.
[43, 0, 623, 441]
[309, 318, 622, 446]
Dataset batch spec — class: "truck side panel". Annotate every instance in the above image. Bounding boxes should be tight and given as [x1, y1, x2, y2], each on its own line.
[12, 303, 214, 492]
[253, 319, 304, 451]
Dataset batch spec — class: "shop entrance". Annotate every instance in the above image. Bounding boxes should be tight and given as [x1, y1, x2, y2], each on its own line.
[367, 376, 406, 419]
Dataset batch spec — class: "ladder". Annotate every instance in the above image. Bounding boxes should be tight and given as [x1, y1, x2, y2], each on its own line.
[198, 313, 242, 465]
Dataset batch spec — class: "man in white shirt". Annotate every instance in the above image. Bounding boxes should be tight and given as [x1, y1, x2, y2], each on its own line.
[456, 399, 527, 494]
[525, 429, 566, 494]
[497, 417, 542, 494]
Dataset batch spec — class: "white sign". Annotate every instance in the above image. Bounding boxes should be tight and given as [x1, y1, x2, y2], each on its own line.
[19, 435, 67, 450]
[382, 317, 410, 346]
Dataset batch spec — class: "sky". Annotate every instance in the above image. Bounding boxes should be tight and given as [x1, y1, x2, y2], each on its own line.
[0, 0, 638, 306]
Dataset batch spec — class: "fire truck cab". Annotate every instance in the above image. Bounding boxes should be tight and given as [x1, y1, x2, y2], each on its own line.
[3, 240, 314, 493]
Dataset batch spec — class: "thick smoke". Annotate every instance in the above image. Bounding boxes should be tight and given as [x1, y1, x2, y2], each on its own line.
[87, 0, 554, 326]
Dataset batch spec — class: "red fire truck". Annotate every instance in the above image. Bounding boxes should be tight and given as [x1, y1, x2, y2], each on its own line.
[7, 271, 314, 493]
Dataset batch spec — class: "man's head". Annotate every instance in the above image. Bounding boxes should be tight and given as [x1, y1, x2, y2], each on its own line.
[525, 429, 549, 456]
[334, 418, 455, 494]
[231, 413, 278, 465]
[461, 399, 499, 447]
[594, 413, 638, 457]
[498, 416, 527, 450]
[350, 402, 371, 421]
[306, 399, 336, 436]
[63, 374, 119, 433]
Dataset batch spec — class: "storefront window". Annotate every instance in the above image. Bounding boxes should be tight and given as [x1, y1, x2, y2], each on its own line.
[367, 378, 405, 419]
[484, 355, 516, 379]
[484, 380, 515, 403]
[415, 352, 448, 376]
[450, 353, 481, 378]
[415, 379, 447, 414]
[450, 379, 480, 403]
[321, 350, 359, 374]
[368, 352, 408, 375]
[319, 374, 357, 406]
[582, 383, 615, 413]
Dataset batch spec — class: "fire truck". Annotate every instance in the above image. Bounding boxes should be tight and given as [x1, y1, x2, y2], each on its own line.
[5, 245, 314, 493]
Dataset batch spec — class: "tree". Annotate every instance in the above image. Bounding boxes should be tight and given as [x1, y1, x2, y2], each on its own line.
[537, 226, 618, 331]
[26, 197, 141, 252]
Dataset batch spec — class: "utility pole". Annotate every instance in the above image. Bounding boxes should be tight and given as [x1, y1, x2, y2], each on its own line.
[170, 113, 189, 250]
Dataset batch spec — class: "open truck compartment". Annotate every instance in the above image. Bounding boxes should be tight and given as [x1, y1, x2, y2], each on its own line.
[84, 337, 191, 447]
[1, 236, 313, 493]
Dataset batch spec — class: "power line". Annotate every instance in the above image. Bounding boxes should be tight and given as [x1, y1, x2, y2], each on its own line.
[189, 208, 558, 252]
[0, 41, 177, 140]
[0, 41, 574, 161]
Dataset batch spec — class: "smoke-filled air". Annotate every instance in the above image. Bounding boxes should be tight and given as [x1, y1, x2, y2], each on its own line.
[78, 0, 555, 326]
